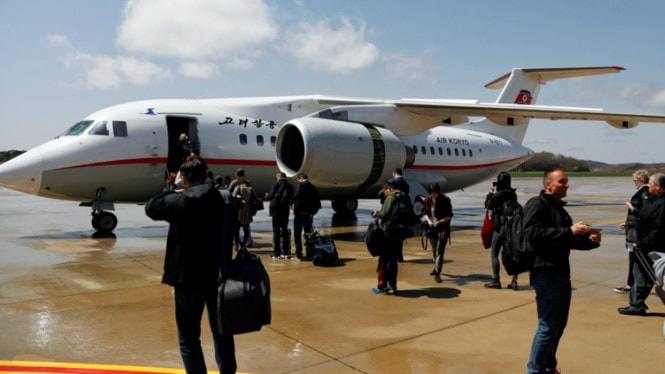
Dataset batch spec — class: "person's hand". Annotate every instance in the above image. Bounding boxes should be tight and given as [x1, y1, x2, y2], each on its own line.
[589, 231, 602, 243]
[371, 210, 378, 219]
[571, 221, 589, 236]
[618, 222, 626, 230]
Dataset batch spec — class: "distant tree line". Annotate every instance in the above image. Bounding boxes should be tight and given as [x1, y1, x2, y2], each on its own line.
[0, 150, 25, 163]
[512, 152, 590, 172]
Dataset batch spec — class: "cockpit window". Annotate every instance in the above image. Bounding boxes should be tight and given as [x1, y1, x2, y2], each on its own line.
[61, 120, 94, 136]
[89, 121, 109, 136]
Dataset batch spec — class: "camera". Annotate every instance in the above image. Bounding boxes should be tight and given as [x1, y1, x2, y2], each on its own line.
[492, 182, 497, 186]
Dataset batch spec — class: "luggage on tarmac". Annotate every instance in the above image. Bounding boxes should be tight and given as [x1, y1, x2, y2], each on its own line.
[306, 226, 339, 266]
[217, 246, 271, 335]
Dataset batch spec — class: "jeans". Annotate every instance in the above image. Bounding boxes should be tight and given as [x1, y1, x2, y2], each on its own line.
[428, 231, 448, 274]
[174, 286, 237, 374]
[490, 231, 517, 281]
[377, 235, 402, 289]
[293, 212, 313, 257]
[527, 271, 571, 374]
[271, 211, 290, 256]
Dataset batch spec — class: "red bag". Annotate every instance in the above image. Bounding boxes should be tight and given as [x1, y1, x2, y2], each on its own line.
[480, 210, 494, 249]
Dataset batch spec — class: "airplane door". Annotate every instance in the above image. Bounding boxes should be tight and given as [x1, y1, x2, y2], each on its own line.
[166, 116, 200, 174]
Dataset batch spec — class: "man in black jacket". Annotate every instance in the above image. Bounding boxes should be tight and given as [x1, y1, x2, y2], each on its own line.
[145, 155, 236, 374]
[618, 172, 665, 316]
[292, 173, 321, 260]
[265, 171, 294, 259]
[523, 168, 601, 374]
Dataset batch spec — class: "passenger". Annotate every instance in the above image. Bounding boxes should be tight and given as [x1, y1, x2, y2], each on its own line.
[618, 173, 665, 316]
[228, 168, 255, 247]
[378, 168, 410, 203]
[232, 177, 256, 249]
[484, 171, 519, 290]
[615, 170, 650, 293]
[265, 172, 294, 259]
[291, 173, 321, 260]
[370, 182, 407, 294]
[523, 168, 601, 374]
[144, 155, 237, 374]
[422, 183, 453, 283]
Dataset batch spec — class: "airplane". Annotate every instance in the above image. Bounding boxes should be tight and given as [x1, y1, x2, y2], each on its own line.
[1, 65, 665, 233]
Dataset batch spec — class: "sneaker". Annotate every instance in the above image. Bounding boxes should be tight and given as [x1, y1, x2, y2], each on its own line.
[509, 279, 518, 291]
[371, 287, 388, 294]
[618, 306, 646, 316]
[614, 286, 631, 293]
[292, 255, 304, 261]
[280, 254, 291, 259]
[270, 255, 280, 259]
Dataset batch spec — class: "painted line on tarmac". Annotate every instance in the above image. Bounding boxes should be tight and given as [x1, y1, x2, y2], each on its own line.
[0, 361, 252, 374]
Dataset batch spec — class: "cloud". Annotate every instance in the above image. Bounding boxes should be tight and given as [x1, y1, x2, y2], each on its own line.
[116, 0, 278, 61]
[620, 82, 665, 109]
[383, 52, 433, 83]
[178, 61, 220, 79]
[46, 34, 72, 49]
[282, 16, 379, 73]
[62, 51, 171, 89]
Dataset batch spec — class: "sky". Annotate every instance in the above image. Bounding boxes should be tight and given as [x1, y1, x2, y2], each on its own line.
[1, 0, 665, 164]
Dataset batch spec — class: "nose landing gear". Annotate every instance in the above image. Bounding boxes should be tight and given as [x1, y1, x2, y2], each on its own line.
[85, 187, 118, 233]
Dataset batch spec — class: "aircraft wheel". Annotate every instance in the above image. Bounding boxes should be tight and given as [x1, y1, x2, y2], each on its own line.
[331, 199, 358, 214]
[92, 211, 117, 233]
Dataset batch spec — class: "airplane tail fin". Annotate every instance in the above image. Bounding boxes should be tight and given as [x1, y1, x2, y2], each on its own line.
[473, 66, 625, 143]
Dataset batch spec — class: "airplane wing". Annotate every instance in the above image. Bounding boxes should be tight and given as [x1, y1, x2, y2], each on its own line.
[310, 95, 665, 135]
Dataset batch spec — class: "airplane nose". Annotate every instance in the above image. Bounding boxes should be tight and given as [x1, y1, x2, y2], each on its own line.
[0, 150, 43, 195]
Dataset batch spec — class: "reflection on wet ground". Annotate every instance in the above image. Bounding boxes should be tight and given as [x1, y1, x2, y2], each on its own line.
[2, 177, 662, 374]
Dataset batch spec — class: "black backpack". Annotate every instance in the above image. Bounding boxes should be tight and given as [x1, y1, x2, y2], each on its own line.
[498, 200, 535, 275]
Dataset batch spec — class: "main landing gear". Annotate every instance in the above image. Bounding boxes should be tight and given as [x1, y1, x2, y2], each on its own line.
[84, 187, 118, 233]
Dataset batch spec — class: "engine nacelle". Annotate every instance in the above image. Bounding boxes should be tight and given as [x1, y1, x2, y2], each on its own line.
[275, 117, 413, 188]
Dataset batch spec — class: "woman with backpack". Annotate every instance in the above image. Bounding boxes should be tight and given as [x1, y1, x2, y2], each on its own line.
[484, 171, 519, 290]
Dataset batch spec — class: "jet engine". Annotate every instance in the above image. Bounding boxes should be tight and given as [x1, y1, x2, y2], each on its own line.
[275, 117, 413, 188]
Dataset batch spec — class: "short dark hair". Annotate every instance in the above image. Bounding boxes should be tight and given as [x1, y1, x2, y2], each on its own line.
[427, 183, 441, 194]
[296, 173, 308, 180]
[179, 155, 207, 183]
[393, 168, 403, 175]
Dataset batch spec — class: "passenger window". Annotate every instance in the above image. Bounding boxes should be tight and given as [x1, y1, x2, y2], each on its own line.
[438, 147, 443, 156]
[447, 148, 451, 156]
[239, 134, 247, 145]
[430, 146, 435, 155]
[462, 149, 467, 157]
[421, 146, 426, 154]
[412, 145, 418, 154]
[454, 148, 459, 156]
[271, 136, 276, 146]
[469, 149, 473, 157]
[112, 121, 128, 137]
[89, 121, 109, 136]
[257, 135, 264, 146]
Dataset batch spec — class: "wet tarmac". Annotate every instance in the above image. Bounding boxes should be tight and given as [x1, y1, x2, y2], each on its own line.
[1, 177, 664, 373]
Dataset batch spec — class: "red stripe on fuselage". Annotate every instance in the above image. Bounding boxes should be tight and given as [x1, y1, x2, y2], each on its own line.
[53, 158, 277, 171]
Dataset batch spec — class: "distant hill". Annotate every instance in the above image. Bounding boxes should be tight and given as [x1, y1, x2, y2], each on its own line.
[589, 161, 665, 173]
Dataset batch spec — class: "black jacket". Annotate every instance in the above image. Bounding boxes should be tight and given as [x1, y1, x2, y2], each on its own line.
[145, 183, 229, 288]
[625, 185, 649, 244]
[266, 178, 294, 215]
[523, 191, 599, 276]
[635, 192, 665, 253]
[292, 179, 321, 215]
[485, 188, 518, 232]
